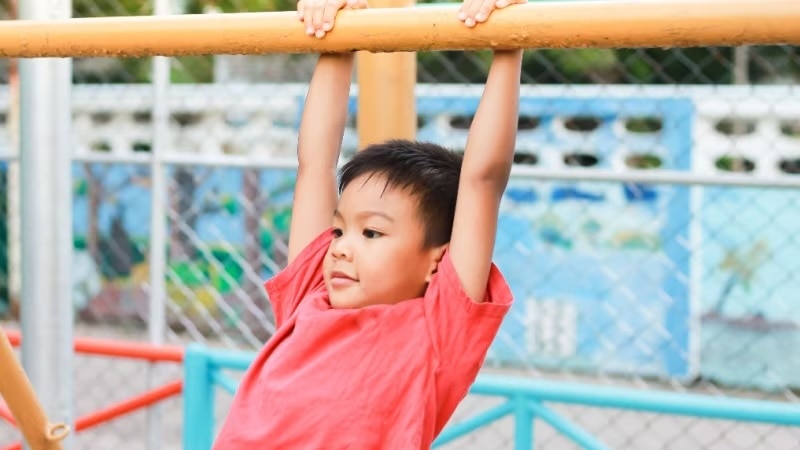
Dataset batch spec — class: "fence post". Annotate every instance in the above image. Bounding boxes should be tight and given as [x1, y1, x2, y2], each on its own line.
[183, 344, 215, 450]
[514, 395, 534, 450]
[18, 0, 74, 444]
[146, 0, 172, 445]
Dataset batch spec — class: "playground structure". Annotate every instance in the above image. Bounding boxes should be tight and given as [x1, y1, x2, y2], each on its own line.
[3, 329, 799, 450]
[1, 328, 183, 450]
[0, 326, 69, 450]
[4, 86, 794, 448]
[2, 1, 800, 57]
[1, 0, 800, 448]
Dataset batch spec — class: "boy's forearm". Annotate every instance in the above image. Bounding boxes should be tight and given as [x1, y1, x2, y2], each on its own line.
[287, 53, 353, 262]
[297, 53, 355, 170]
[461, 50, 523, 186]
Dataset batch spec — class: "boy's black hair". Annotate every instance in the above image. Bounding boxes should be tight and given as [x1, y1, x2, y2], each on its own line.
[338, 139, 463, 248]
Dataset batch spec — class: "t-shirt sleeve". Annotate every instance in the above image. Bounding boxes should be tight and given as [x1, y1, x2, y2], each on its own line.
[263, 228, 333, 328]
[423, 251, 513, 373]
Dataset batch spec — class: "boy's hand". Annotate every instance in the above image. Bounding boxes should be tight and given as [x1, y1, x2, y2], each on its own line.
[298, 0, 368, 39]
[458, 0, 526, 28]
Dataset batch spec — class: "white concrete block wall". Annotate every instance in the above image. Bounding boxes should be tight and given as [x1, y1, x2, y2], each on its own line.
[3, 84, 797, 178]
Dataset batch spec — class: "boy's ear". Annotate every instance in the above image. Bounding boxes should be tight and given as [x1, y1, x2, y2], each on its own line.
[425, 243, 449, 282]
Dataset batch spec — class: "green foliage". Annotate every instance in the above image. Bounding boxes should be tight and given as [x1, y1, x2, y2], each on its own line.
[545, 49, 618, 79]
[209, 248, 246, 291]
[625, 117, 662, 133]
[74, 236, 88, 250]
[73, 0, 151, 17]
[195, 0, 296, 13]
[171, 261, 209, 287]
[625, 154, 663, 170]
[167, 247, 245, 293]
[261, 206, 291, 266]
[74, 179, 89, 196]
[171, 57, 215, 83]
[715, 155, 755, 173]
[162, 218, 291, 294]
[219, 194, 239, 215]
[272, 207, 292, 234]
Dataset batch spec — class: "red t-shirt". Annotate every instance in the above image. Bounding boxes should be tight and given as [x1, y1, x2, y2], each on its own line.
[213, 229, 513, 449]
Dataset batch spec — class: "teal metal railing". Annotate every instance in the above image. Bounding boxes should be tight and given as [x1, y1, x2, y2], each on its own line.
[183, 345, 800, 449]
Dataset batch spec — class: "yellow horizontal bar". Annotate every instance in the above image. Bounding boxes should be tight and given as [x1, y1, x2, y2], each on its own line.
[1, 0, 799, 58]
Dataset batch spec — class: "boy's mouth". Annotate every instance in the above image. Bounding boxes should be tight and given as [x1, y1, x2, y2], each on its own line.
[329, 270, 358, 288]
[330, 270, 356, 280]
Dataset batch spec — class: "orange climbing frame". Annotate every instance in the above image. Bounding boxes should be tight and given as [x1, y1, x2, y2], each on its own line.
[0, 330, 185, 450]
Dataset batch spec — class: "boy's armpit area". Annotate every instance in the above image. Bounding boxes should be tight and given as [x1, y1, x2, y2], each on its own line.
[435, 251, 513, 316]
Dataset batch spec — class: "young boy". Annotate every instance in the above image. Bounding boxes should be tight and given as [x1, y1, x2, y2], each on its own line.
[213, 1, 524, 447]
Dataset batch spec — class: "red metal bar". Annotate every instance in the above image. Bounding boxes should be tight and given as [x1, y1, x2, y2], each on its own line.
[75, 380, 183, 431]
[3, 330, 184, 362]
[0, 400, 17, 426]
[0, 381, 183, 450]
[73, 339, 184, 362]
[5, 330, 20, 347]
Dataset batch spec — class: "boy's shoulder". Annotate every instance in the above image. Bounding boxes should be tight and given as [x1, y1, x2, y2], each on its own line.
[428, 249, 512, 313]
[265, 227, 332, 326]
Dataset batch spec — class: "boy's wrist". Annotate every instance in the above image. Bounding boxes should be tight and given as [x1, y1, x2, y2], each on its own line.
[319, 52, 356, 60]
[492, 49, 523, 57]
[316, 52, 356, 71]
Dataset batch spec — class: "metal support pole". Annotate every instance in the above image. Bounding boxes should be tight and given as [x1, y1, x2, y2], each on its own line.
[18, 0, 73, 448]
[147, 0, 172, 448]
[356, 0, 417, 148]
[733, 46, 751, 85]
[513, 396, 534, 450]
[183, 345, 216, 450]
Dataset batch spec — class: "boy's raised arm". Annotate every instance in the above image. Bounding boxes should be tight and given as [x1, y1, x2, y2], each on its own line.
[448, 50, 523, 302]
[287, 0, 366, 263]
[287, 53, 354, 263]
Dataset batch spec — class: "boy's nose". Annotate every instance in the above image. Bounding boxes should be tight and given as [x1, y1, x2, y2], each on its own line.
[330, 237, 352, 260]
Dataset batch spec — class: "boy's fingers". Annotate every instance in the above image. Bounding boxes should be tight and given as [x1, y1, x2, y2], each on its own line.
[462, 0, 484, 26]
[346, 0, 367, 9]
[475, 0, 495, 22]
[458, 0, 476, 21]
[302, 0, 365, 37]
[303, 1, 316, 34]
[310, 0, 327, 36]
[320, 0, 342, 34]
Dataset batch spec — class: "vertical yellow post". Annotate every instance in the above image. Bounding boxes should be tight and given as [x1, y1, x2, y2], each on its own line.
[356, 0, 416, 149]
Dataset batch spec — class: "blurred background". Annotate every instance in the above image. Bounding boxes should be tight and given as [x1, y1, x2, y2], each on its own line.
[0, 0, 799, 448]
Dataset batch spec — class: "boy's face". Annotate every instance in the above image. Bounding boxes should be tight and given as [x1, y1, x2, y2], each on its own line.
[323, 173, 445, 309]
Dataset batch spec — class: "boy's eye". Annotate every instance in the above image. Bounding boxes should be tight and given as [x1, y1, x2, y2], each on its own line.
[363, 229, 383, 239]
[331, 228, 343, 238]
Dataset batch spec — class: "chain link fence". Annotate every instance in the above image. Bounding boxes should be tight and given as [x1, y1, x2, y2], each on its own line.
[2, 0, 800, 448]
